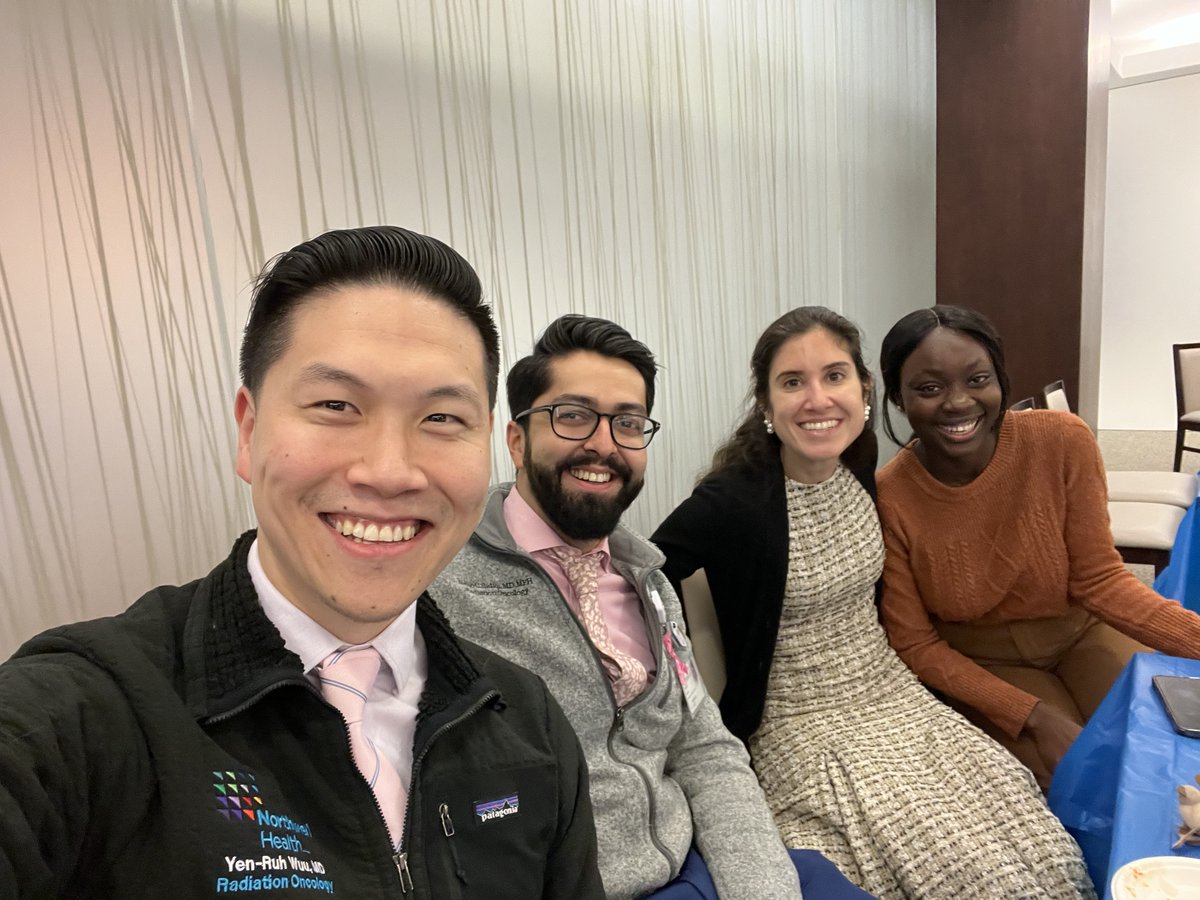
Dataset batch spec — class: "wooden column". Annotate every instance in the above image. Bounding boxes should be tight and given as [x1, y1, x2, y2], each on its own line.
[936, 0, 1100, 414]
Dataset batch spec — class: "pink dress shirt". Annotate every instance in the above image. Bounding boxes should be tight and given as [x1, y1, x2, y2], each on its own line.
[503, 486, 658, 681]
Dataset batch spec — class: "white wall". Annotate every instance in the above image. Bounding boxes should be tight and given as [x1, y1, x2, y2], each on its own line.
[1099, 72, 1200, 429]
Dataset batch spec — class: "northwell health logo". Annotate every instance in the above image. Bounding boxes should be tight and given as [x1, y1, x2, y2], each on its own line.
[213, 771, 313, 842]
[213, 770, 264, 822]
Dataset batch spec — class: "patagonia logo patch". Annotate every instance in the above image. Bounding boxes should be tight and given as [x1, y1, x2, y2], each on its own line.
[474, 793, 519, 823]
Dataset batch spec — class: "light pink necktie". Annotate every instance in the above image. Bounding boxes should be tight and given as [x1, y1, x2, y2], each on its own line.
[318, 646, 405, 847]
[546, 546, 648, 706]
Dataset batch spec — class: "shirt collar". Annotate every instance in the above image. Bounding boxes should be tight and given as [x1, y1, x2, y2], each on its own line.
[503, 483, 611, 560]
[248, 538, 420, 690]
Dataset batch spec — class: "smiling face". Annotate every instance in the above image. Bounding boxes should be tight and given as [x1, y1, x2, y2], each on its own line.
[897, 326, 1003, 478]
[235, 284, 493, 643]
[764, 327, 869, 484]
[508, 350, 648, 551]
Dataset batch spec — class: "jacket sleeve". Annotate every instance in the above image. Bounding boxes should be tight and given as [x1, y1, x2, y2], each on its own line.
[656, 579, 802, 900]
[651, 479, 725, 603]
[540, 684, 606, 900]
[1060, 417, 1200, 655]
[0, 654, 149, 898]
[879, 506, 1040, 739]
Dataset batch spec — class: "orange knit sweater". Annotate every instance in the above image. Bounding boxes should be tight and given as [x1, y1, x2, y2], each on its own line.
[877, 410, 1200, 738]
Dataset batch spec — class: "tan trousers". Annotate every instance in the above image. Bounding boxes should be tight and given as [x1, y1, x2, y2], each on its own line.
[934, 607, 1147, 789]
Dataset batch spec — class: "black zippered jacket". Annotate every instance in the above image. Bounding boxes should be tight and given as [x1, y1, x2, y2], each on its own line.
[0, 532, 603, 899]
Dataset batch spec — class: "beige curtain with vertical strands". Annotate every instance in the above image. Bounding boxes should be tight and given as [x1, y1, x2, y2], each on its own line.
[0, 0, 934, 656]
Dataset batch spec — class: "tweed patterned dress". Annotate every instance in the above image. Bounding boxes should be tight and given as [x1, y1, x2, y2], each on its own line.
[748, 466, 1095, 899]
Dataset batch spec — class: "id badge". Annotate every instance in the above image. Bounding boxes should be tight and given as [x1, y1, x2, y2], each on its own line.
[649, 589, 707, 716]
[664, 619, 707, 717]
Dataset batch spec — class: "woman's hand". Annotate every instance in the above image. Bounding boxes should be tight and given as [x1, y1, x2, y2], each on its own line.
[1023, 702, 1083, 788]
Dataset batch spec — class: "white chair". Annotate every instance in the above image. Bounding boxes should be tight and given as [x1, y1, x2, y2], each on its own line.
[1108, 501, 1185, 576]
[678, 570, 726, 701]
[1043, 379, 1071, 412]
[1106, 471, 1198, 509]
[1174, 342, 1200, 472]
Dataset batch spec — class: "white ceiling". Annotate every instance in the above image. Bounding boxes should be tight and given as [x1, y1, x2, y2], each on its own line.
[1110, 0, 1200, 84]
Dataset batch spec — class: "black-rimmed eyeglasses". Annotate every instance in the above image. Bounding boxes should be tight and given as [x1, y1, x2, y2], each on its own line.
[514, 403, 662, 450]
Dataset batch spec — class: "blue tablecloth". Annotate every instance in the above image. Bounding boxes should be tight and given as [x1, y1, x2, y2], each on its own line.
[1155, 492, 1200, 612]
[1049, 653, 1200, 897]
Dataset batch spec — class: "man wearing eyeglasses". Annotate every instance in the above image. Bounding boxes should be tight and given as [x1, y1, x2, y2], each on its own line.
[432, 315, 870, 900]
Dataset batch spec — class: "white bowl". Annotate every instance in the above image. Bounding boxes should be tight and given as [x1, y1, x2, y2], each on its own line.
[1110, 856, 1200, 899]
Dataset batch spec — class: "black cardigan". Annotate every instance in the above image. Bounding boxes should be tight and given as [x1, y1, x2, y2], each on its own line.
[651, 455, 878, 744]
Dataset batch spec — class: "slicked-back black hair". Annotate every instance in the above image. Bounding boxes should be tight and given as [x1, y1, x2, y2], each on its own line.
[239, 225, 500, 405]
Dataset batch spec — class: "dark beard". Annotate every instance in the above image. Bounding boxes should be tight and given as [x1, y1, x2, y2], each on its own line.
[524, 448, 644, 542]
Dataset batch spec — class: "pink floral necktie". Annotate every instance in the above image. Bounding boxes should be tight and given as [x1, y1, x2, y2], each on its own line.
[317, 646, 405, 847]
[546, 545, 648, 706]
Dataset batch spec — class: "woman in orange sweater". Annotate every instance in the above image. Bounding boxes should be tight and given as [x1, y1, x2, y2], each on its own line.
[876, 305, 1200, 789]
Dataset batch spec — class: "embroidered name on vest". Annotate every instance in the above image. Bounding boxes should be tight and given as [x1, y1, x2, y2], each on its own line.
[463, 577, 535, 597]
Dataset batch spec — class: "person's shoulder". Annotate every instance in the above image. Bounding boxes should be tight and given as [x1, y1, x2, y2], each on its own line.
[457, 635, 536, 680]
[1014, 410, 1094, 453]
[702, 462, 765, 490]
[606, 521, 672, 577]
[13, 575, 199, 669]
[1010, 408, 1085, 433]
[0, 635, 126, 709]
[875, 447, 932, 532]
[3, 561, 226, 741]
[0, 589, 191, 739]
[454, 636, 556, 723]
[692, 462, 780, 510]
[876, 445, 919, 491]
[436, 531, 507, 581]
[420, 595, 551, 707]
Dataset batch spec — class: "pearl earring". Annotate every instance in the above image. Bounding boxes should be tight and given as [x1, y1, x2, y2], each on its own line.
[864, 402, 872, 420]
[763, 417, 774, 435]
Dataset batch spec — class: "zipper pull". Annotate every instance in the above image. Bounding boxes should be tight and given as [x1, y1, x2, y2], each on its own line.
[613, 706, 625, 732]
[439, 801, 469, 883]
[393, 851, 414, 893]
